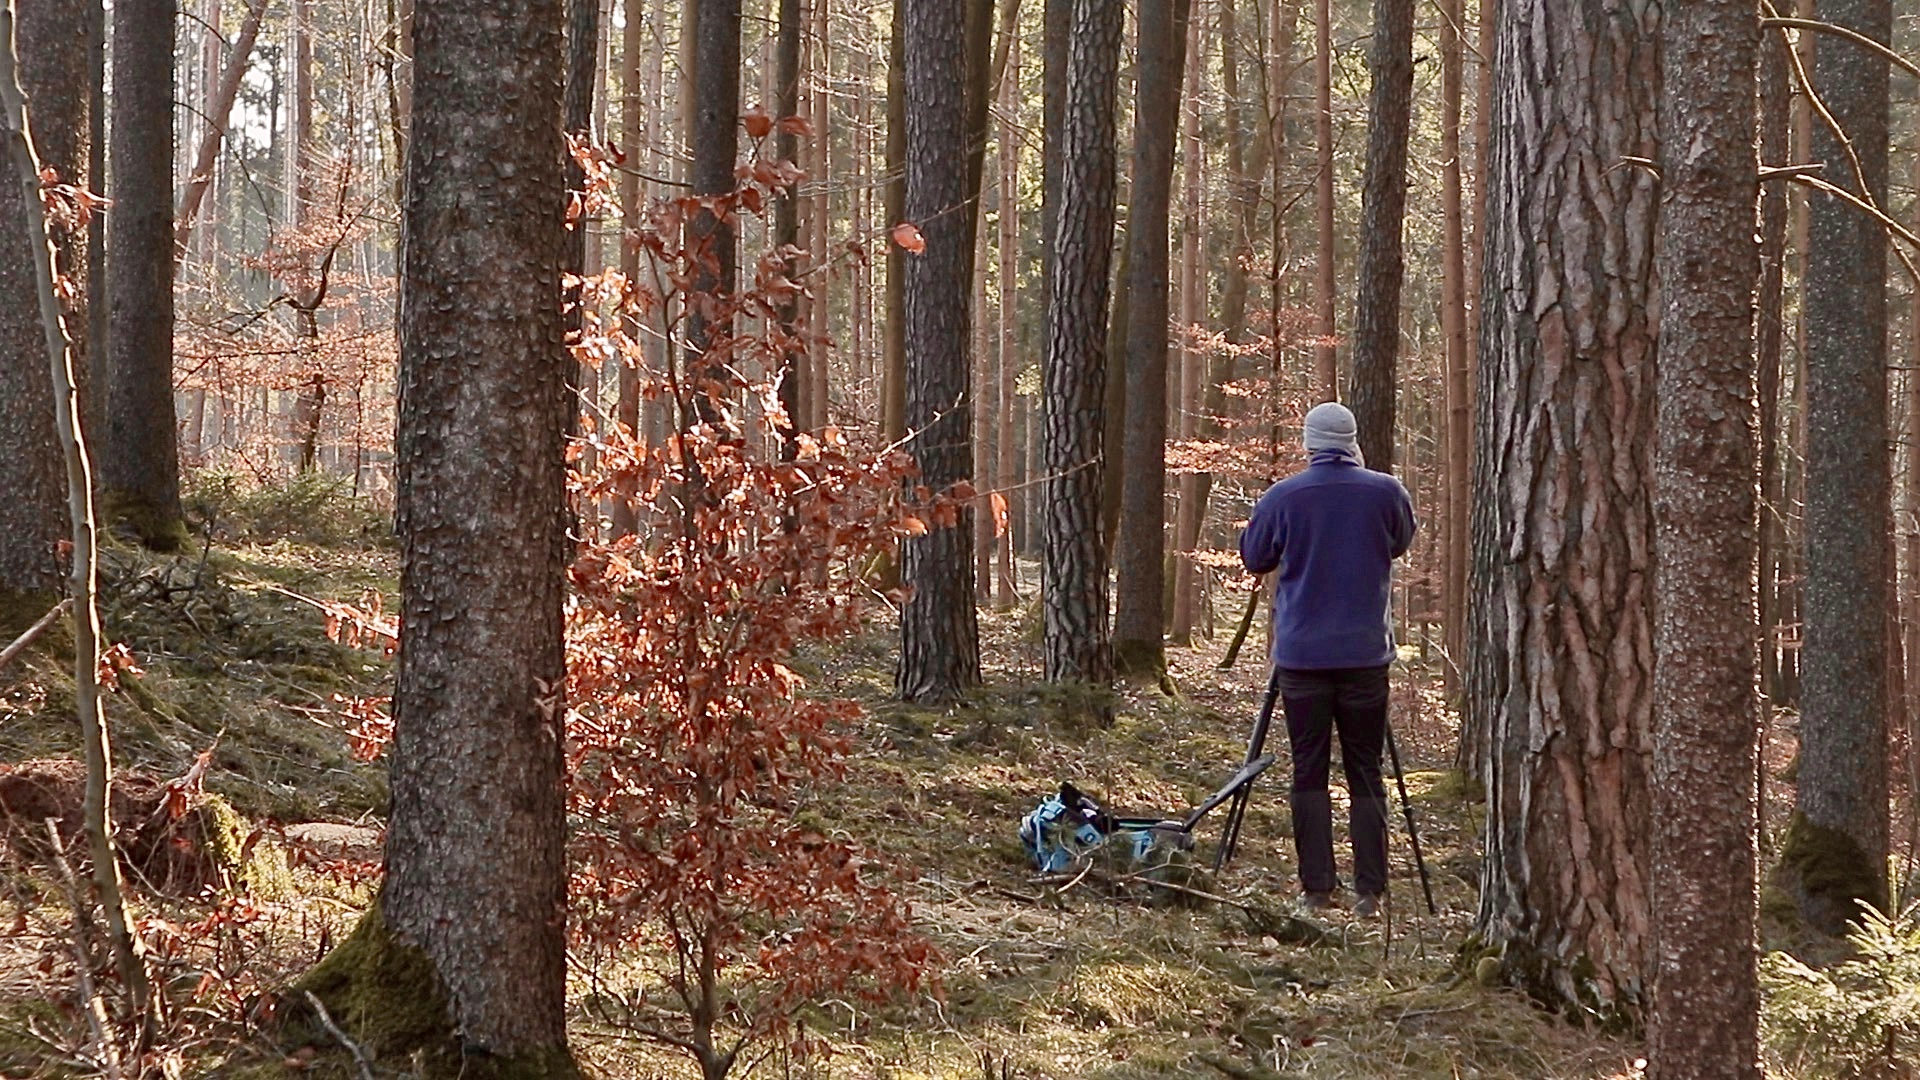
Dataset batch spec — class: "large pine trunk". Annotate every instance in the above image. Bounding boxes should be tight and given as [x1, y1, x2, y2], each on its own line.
[1345, 0, 1414, 469]
[102, 0, 183, 549]
[1110, 0, 1191, 678]
[1647, 0, 1760, 1071]
[1041, 0, 1121, 692]
[0, 0, 86, 608]
[376, 0, 579, 1064]
[1469, 0, 1658, 1025]
[895, 0, 981, 703]
[1784, 0, 1892, 936]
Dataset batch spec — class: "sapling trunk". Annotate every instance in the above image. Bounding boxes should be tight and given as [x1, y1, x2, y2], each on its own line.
[0, 0, 151, 1025]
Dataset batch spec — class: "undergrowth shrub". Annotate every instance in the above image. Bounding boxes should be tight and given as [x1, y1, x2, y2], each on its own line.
[559, 129, 938, 1079]
[1763, 903, 1920, 1077]
[184, 468, 391, 548]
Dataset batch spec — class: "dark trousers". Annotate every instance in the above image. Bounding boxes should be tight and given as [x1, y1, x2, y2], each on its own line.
[1279, 664, 1390, 896]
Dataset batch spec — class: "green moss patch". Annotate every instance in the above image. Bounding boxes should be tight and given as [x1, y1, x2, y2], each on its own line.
[1777, 809, 1887, 937]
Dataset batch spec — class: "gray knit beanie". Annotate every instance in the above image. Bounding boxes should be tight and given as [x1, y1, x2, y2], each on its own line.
[1302, 401, 1361, 459]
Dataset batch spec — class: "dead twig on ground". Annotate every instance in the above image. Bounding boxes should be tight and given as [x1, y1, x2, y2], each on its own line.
[0, 599, 72, 673]
[303, 990, 376, 1080]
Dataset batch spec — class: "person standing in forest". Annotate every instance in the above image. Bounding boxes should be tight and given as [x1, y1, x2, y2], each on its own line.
[1238, 402, 1416, 915]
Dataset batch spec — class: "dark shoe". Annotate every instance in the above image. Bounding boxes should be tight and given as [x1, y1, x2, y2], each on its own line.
[1355, 893, 1383, 918]
[1299, 890, 1335, 913]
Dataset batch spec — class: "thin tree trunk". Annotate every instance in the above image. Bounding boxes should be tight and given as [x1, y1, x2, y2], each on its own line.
[1168, 11, 1206, 647]
[173, 0, 267, 257]
[1311, 0, 1334, 401]
[1112, 0, 1192, 677]
[1438, 0, 1467, 702]
[1756, 12, 1788, 834]
[562, 0, 600, 446]
[1042, 0, 1122, 693]
[1345, 0, 1414, 469]
[1452, 0, 1494, 777]
[773, 0, 802, 460]
[2, 0, 151, 1029]
[995, 29, 1019, 608]
[806, 0, 830, 428]
[881, 6, 905, 441]
[610, 0, 644, 536]
[1647, 0, 1760, 1071]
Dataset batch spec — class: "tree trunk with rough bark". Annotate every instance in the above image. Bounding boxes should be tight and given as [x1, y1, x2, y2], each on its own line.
[881, 6, 905, 441]
[1310, 0, 1335, 401]
[1111, 0, 1191, 679]
[895, 0, 981, 703]
[1345, 0, 1413, 470]
[370, 0, 580, 1067]
[1041, 0, 1121, 695]
[1168, 11, 1205, 647]
[1469, 0, 1658, 1025]
[102, 0, 181, 549]
[686, 0, 739, 426]
[1438, 0, 1467, 703]
[0, 0, 86, 610]
[173, 0, 266, 257]
[773, 0, 801, 460]
[1783, 0, 1892, 938]
[1647, 0, 1760, 1071]
[994, 30, 1020, 609]
[609, 0, 645, 536]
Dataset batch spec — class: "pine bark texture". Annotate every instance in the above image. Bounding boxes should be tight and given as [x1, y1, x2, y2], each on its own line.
[102, 0, 183, 547]
[1041, 0, 1121, 689]
[1647, 0, 1759, 1072]
[0, 0, 86, 602]
[1469, 0, 1659, 1024]
[895, 0, 981, 703]
[382, 0, 577, 1060]
[1787, 0, 1891, 936]
[1111, 0, 1190, 676]
[1345, 0, 1414, 470]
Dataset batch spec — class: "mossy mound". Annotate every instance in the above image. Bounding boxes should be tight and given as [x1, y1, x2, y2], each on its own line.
[239, 901, 585, 1080]
[1775, 809, 1886, 937]
[0, 757, 247, 895]
[0, 532, 394, 821]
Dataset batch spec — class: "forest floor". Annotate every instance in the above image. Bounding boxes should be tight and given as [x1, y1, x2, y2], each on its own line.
[0, 481, 1817, 1079]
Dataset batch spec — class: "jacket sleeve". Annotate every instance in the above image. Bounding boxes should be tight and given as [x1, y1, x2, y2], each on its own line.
[1387, 481, 1417, 559]
[1240, 487, 1286, 575]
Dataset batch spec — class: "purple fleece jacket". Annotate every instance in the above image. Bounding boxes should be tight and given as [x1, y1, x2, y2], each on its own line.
[1238, 454, 1417, 670]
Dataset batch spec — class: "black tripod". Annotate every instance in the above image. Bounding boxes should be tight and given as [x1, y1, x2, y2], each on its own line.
[1214, 665, 1437, 915]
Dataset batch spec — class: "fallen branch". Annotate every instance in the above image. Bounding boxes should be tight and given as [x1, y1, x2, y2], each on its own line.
[0, 598, 71, 672]
[303, 991, 376, 1080]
